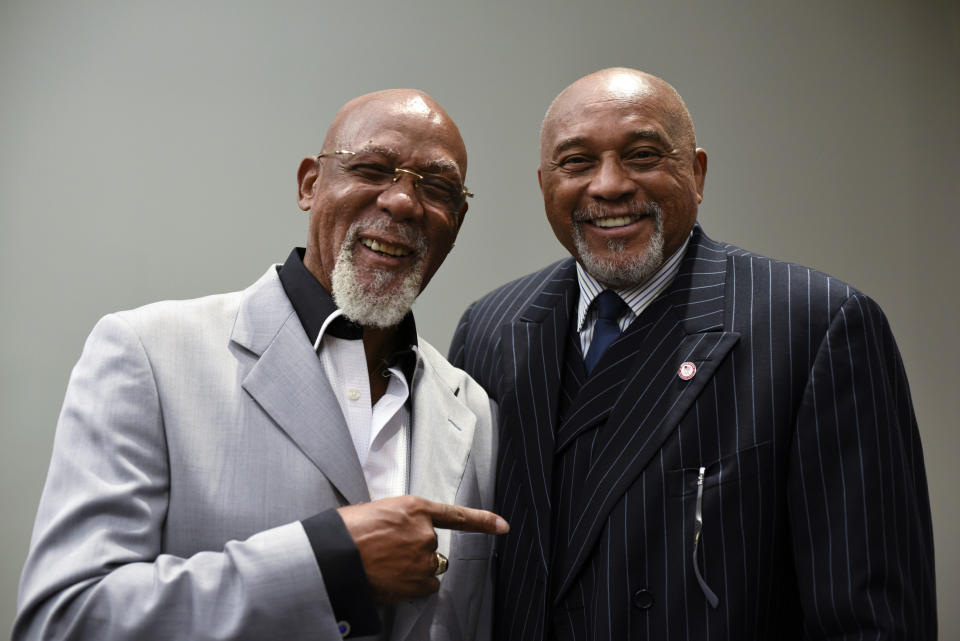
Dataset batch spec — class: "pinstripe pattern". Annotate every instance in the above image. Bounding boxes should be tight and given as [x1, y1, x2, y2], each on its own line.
[449, 225, 936, 640]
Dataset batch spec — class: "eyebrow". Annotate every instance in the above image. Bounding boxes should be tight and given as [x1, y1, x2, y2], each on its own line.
[552, 129, 669, 156]
[419, 158, 462, 178]
[354, 144, 400, 159]
[353, 145, 462, 179]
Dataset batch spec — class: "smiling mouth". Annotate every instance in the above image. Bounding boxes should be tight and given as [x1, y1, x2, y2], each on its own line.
[360, 237, 414, 257]
[587, 215, 644, 229]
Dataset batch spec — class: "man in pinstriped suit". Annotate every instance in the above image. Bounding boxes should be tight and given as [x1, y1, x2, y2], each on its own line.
[450, 68, 936, 639]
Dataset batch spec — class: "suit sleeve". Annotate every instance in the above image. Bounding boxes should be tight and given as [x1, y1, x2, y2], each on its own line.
[787, 294, 936, 640]
[448, 302, 474, 369]
[14, 314, 351, 641]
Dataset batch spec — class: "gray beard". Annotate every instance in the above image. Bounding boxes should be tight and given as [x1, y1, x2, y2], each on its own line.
[572, 201, 665, 288]
[330, 218, 427, 329]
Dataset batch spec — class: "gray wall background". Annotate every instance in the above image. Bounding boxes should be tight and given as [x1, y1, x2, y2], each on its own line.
[2, 0, 957, 636]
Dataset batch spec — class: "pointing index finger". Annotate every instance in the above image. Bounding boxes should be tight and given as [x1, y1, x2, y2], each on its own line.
[427, 501, 509, 534]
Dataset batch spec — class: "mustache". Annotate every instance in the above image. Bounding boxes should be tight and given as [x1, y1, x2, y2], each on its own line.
[343, 217, 427, 255]
[573, 200, 662, 222]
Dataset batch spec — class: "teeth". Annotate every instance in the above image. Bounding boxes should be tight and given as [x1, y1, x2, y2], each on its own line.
[361, 238, 412, 257]
[592, 215, 639, 228]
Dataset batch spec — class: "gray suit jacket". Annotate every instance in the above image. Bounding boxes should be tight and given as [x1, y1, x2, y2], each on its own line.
[15, 266, 497, 641]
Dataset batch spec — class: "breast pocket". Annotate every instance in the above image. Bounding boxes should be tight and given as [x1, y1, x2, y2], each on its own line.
[666, 440, 773, 497]
[451, 531, 495, 560]
[665, 440, 774, 608]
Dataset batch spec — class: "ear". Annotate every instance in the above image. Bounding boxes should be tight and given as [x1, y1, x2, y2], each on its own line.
[693, 148, 707, 203]
[297, 157, 319, 211]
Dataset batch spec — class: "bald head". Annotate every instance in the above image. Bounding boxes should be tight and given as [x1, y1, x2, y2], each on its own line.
[323, 89, 468, 179]
[541, 68, 696, 164]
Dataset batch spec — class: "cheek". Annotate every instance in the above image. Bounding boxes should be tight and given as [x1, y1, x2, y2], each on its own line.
[656, 185, 700, 246]
[546, 179, 579, 207]
[546, 211, 573, 237]
[542, 184, 577, 227]
[544, 212, 578, 256]
[315, 214, 348, 251]
[543, 205, 573, 241]
[647, 174, 694, 215]
[423, 217, 459, 256]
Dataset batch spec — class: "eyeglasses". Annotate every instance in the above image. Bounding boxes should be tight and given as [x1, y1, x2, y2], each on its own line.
[316, 149, 474, 214]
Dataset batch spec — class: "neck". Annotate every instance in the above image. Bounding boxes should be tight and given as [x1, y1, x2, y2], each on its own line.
[362, 326, 400, 404]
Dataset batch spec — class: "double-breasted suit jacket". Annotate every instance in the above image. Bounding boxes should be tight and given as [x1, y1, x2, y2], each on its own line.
[16, 265, 497, 641]
[450, 225, 935, 640]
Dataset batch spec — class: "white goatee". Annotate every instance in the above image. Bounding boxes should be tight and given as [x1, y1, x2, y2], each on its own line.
[330, 218, 428, 328]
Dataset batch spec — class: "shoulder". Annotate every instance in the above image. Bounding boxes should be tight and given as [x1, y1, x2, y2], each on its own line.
[461, 258, 576, 327]
[696, 228, 884, 340]
[98, 291, 243, 359]
[113, 290, 243, 333]
[731, 249, 866, 317]
[696, 227, 865, 307]
[95, 265, 280, 354]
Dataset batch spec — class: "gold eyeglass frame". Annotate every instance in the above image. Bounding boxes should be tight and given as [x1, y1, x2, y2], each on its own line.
[315, 149, 474, 201]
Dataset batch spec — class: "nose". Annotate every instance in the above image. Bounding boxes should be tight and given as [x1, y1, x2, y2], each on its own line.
[586, 156, 637, 202]
[377, 170, 424, 221]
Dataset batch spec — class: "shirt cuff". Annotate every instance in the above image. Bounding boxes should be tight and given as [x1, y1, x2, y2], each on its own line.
[302, 509, 381, 637]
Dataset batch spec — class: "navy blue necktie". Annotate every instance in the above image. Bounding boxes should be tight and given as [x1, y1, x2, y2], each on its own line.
[583, 290, 627, 374]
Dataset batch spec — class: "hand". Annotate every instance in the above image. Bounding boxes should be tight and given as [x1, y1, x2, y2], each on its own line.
[337, 495, 509, 603]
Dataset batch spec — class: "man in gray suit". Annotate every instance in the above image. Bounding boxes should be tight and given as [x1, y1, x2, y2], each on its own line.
[15, 89, 507, 641]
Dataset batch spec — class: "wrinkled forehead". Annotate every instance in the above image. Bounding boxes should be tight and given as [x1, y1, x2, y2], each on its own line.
[330, 95, 467, 175]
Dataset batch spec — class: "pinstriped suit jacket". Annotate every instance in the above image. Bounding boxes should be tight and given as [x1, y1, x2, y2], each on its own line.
[449, 226, 936, 640]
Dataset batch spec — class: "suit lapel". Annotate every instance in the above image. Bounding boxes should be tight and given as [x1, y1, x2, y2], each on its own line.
[499, 260, 579, 572]
[392, 347, 478, 641]
[407, 349, 477, 558]
[231, 267, 369, 506]
[553, 229, 741, 601]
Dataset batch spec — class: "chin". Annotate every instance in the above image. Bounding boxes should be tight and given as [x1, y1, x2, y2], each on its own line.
[332, 261, 424, 329]
[574, 226, 665, 289]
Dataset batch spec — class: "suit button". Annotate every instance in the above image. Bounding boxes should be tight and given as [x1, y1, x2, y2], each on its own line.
[632, 588, 654, 610]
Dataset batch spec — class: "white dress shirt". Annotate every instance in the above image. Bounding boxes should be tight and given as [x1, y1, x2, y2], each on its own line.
[316, 318, 410, 501]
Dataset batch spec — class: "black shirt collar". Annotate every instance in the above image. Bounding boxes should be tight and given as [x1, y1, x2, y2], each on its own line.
[277, 248, 419, 380]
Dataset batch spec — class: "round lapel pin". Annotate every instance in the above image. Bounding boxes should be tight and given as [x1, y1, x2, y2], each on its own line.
[678, 361, 697, 380]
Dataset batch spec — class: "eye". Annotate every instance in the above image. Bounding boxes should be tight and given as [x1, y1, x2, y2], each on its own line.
[416, 175, 464, 212]
[557, 155, 594, 172]
[625, 148, 661, 167]
[418, 175, 458, 200]
[348, 162, 394, 183]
